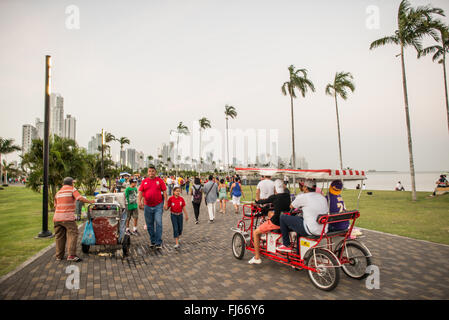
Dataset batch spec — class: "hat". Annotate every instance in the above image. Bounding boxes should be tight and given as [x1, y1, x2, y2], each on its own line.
[130, 178, 137, 183]
[330, 180, 343, 190]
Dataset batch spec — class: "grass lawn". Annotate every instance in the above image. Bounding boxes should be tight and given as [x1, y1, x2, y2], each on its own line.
[0, 186, 89, 277]
[240, 185, 449, 245]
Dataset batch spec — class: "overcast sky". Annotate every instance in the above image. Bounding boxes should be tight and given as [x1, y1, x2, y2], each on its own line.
[1, 0, 449, 172]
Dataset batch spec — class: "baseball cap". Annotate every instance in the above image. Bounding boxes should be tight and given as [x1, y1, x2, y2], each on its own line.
[303, 179, 316, 188]
[330, 180, 343, 190]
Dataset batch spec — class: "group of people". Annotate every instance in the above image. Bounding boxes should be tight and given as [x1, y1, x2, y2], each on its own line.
[248, 174, 347, 265]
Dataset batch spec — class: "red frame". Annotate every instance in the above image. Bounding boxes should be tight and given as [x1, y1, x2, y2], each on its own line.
[236, 204, 361, 273]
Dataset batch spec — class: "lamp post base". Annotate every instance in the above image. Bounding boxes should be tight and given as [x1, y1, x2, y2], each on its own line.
[36, 230, 53, 238]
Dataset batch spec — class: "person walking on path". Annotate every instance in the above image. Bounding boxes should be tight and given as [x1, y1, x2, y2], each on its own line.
[203, 175, 218, 222]
[185, 177, 190, 195]
[190, 177, 203, 224]
[218, 178, 228, 214]
[138, 165, 167, 249]
[54, 177, 95, 262]
[125, 178, 139, 235]
[165, 186, 189, 249]
[166, 176, 173, 196]
[230, 177, 244, 214]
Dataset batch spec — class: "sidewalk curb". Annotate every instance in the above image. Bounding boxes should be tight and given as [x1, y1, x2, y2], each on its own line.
[0, 222, 86, 285]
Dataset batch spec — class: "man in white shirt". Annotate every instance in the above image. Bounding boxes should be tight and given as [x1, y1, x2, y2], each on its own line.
[100, 176, 109, 194]
[256, 175, 275, 201]
[277, 179, 329, 252]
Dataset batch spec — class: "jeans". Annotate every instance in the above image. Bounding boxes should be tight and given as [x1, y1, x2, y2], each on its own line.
[280, 214, 308, 246]
[144, 202, 164, 245]
[168, 185, 173, 196]
[170, 213, 183, 238]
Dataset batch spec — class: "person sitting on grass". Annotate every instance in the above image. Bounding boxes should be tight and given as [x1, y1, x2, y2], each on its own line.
[165, 186, 188, 249]
[125, 178, 139, 236]
[248, 179, 291, 265]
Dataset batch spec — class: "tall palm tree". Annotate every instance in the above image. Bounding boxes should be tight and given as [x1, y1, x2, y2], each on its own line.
[419, 22, 449, 135]
[325, 71, 356, 170]
[370, 0, 444, 201]
[117, 136, 130, 168]
[224, 105, 237, 176]
[281, 65, 315, 192]
[0, 138, 21, 185]
[171, 122, 189, 176]
[199, 117, 211, 172]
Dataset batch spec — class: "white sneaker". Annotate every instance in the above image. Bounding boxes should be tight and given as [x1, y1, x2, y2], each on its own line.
[248, 257, 262, 265]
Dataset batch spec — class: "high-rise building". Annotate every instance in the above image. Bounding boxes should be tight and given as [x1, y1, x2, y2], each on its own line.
[64, 114, 76, 141]
[88, 134, 102, 154]
[35, 118, 44, 140]
[126, 148, 136, 170]
[22, 124, 37, 155]
[136, 151, 145, 170]
[50, 93, 64, 137]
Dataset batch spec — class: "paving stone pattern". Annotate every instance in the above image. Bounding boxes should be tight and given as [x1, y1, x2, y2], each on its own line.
[1, 195, 449, 300]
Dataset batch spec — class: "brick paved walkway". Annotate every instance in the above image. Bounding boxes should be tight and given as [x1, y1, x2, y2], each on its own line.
[1, 196, 449, 300]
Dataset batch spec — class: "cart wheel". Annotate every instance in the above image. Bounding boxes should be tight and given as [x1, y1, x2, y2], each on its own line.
[122, 234, 131, 256]
[237, 220, 245, 231]
[336, 242, 372, 280]
[82, 244, 90, 254]
[232, 233, 245, 260]
[306, 249, 340, 291]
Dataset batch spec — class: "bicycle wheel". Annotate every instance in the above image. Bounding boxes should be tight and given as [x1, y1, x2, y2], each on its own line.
[306, 249, 340, 291]
[337, 242, 372, 280]
[232, 233, 246, 260]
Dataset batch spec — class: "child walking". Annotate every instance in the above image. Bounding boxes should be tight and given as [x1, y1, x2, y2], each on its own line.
[125, 178, 139, 235]
[165, 186, 189, 249]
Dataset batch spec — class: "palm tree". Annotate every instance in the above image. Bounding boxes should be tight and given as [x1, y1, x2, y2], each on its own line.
[171, 122, 189, 176]
[147, 155, 154, 167]
[281, 65, 315, 192]
[224, 105, 237, 176]
[0, 138, 21, 185]
[117, 137, 130, 168]
[419, 22, 449, 135]
[325, 71, 356, 170]
[370, 0, 444, 201]
[199, 117, 211, 172]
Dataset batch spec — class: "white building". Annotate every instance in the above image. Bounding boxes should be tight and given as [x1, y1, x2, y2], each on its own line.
[35, 118, 44, 140]
[50, 93, 64, 137]
[88, 134, 102, 154]
[64, 114, 76, 141]
[22, 124, 37, 155]
[126, 148, 136, 170]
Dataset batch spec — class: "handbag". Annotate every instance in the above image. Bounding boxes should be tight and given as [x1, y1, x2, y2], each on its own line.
[81, 219, 96, 245]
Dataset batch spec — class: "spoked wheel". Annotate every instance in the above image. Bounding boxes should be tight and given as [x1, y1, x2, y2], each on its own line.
[306, 249, 340, 291]
[122, 234, 131, 256]
[237, 220, 245, 232]
[336, 242, 372, 279]
[232, 233, 246, 260]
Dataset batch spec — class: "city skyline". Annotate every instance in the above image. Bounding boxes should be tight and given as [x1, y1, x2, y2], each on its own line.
[1, 0, 449, 172]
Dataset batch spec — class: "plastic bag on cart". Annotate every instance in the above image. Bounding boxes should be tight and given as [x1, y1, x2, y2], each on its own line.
[118, 209, 128, 244]
[82, 220, 96, 245]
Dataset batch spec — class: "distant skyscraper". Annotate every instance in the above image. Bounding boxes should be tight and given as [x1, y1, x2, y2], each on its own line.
[35, 118, 44, 140]
[88, 134, 102, 154]
[136, 151, 145, 170]
[126, 148, 136, 170]
[22, 124, 37, 155]
[64, 114, 76, 141]
[50, 93, 64, 137]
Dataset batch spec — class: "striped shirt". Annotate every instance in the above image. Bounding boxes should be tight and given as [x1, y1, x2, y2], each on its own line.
[53, 185, 85, 222]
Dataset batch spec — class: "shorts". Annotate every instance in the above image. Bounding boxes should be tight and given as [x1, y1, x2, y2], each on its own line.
[219, 193, 227, 200]
[232, 196, 241, 205]
[258, 220, 280, 234]
[127, 208, 138, 218]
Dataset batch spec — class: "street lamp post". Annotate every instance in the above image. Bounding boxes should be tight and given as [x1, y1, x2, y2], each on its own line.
[38, 55, 53, 238]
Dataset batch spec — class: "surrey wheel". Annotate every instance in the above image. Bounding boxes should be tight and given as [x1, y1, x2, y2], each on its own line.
[232, 233, 246, 260]
[306, 249, 340, 291]
[336, 241, 372, 280]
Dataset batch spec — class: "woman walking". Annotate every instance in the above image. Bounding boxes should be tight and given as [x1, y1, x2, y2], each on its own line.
[190, 177, 203, 224]
[230, 177, 244, 214]
[218, 179, 228, 214]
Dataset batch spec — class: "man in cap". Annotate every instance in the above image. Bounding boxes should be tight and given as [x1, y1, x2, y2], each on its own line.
[326, 180, 348, 232]
[54, 177, 95, 262]
[277, 179, 329, 252]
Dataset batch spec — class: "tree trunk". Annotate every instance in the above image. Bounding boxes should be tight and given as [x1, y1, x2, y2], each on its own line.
[334, 93, 344, 170]
[442, 52, 449, 136]
[290, 93, 297, 194]
[400, 44, 417, 201]
[226, 117, 230, 177]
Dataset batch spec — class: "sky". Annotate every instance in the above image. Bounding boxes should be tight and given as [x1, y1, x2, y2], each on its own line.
[1, 0, 449, 172]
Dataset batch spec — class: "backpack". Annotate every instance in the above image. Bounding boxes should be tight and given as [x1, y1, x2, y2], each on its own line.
[192, 185, 202, 204]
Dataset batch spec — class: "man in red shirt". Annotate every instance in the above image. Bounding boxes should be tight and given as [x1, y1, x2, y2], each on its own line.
[138, 165, 167, 249]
